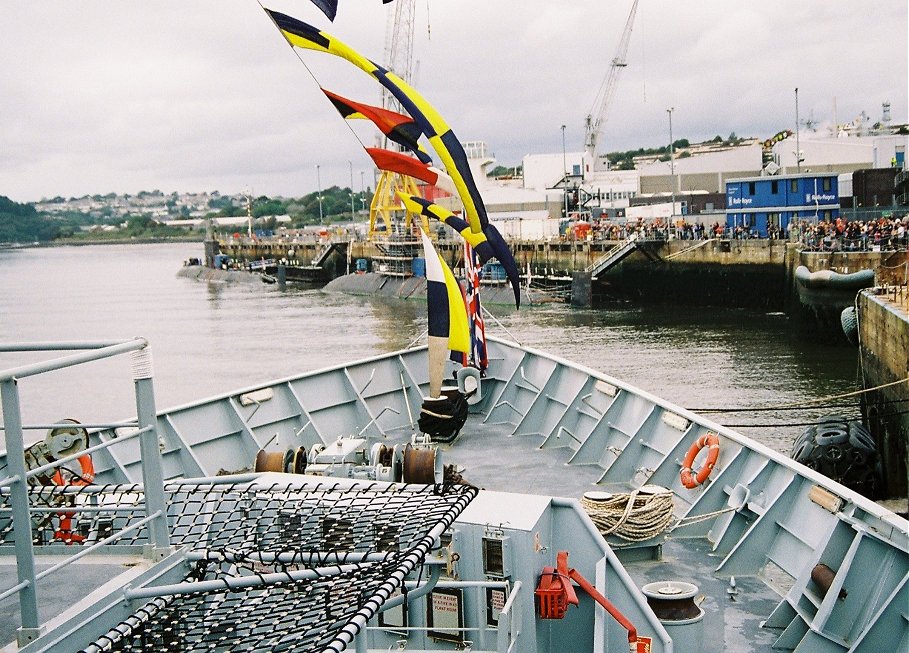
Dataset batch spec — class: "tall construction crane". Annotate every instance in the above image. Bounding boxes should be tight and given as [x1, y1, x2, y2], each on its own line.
[369, 0, 425, 241]
[381, 0, 417, 117]
[584, 0, 640, 172]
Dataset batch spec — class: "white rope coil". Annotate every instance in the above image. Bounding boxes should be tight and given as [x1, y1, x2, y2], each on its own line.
[130, 347, 153, 380]
[581, 489, 675, 542]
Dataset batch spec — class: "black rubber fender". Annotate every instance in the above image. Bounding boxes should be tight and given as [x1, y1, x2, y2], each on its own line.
[791, 415, 882, 498]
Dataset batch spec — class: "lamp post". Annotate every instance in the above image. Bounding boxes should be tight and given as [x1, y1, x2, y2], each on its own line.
[561, 124, 568, 219]
[360, 170, 366, 213]
[316, 164, 323, 225]
[795, 87, 801, 173]
[667, 107, 675, 223]
[348, 160, 355, 220]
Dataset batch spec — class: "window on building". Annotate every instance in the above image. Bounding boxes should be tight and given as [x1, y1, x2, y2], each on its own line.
[771, 180, 778, 194]
[790, 179, 798, 193]
[822, 177, 832, 192]
[748, 182, 756, 194]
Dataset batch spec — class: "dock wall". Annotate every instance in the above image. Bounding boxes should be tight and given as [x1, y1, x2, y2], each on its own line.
[214, 236, 905, 314]
[857, 289, 909, 498]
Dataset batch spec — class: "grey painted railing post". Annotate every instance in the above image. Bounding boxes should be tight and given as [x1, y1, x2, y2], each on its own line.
[131, 346, 171, 554]
[0, 378, 42, 645]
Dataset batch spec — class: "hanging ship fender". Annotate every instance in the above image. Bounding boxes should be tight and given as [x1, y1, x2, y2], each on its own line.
[840, 306, 859, 346]
[680, 432, 720, 489]
[790, 415, 882, 498]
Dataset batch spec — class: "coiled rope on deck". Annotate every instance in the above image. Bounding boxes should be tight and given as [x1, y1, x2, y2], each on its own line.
[582, 487, 741, 543]
[581, 489, 675, 542]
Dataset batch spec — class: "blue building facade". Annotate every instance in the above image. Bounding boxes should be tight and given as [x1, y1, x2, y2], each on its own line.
[725, 173, 839, 236]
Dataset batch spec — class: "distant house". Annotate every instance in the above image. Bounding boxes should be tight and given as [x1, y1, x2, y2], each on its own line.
[725, 173, 839, 236]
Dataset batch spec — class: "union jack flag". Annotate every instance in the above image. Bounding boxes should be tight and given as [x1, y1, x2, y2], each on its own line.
[463, 242, 488, 372]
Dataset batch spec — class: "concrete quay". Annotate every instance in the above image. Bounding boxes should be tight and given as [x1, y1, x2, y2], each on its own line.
[856, 287, 909, 498]
[214, 235, 905, 312]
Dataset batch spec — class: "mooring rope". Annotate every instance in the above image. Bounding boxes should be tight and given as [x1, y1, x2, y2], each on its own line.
[582, 488, 741, 543]
[581, 490, 675, 542]
[687, 375, 909, 413]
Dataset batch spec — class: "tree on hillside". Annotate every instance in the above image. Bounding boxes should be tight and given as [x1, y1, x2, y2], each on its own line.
[252, 197, 285, 218]
[488, 165, 522, 178]
[0, 196, 61, 243]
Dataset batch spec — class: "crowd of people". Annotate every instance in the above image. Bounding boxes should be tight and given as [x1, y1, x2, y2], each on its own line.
[794, 215, 909, 251]
[575, 214, 909, 251]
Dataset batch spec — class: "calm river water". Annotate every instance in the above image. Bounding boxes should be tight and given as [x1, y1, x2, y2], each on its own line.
[0, 242, 859, 453]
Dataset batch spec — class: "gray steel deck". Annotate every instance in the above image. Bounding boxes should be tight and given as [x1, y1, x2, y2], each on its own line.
[387, 415, 785, 652]
[1, 337, 906, 652]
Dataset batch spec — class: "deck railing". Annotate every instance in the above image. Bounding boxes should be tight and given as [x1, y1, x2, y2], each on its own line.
[0, 339, 171, 647]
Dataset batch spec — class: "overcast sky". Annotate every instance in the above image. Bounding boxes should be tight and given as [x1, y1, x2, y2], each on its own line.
[2, 1, 906, 203]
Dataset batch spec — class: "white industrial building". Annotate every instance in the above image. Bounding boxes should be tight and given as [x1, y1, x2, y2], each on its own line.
[458, 141, 563, 238]
[771, 133, 908, 172]
[521, 151, 640, 209]
[458, 126, 907, 237]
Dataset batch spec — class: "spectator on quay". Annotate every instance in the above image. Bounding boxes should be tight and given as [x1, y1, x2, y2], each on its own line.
[798, 215, 908, 251]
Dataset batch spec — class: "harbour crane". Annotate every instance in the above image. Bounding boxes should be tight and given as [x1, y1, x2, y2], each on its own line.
[369, 0, 424, 241]
[381, 0, 417, 117]
[584, 0, 640, 173]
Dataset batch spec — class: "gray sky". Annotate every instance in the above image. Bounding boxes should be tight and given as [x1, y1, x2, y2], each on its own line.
[2, 1, 906, 203]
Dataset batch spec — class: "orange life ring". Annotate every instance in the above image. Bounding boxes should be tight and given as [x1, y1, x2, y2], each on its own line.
[680, 432, 719, 489]
[51, 454, 95, 487]
[51, 454, 94, 544]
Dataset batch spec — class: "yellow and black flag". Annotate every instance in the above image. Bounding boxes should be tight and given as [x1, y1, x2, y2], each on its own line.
[397, 193, 522, 308]
[264, 7, 523, 307]
[421, 229, 470, 399]
[396, 192, 494, 262]
[264, 9, 489, 236]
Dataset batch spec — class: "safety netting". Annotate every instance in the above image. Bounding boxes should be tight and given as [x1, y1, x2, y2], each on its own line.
[6, 478, 476, 653]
